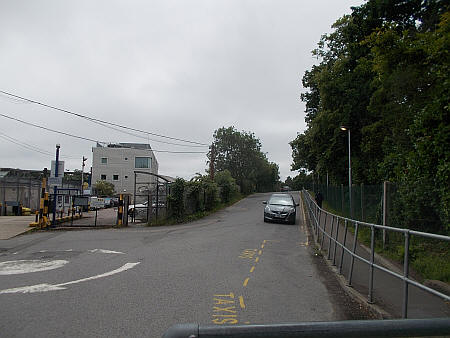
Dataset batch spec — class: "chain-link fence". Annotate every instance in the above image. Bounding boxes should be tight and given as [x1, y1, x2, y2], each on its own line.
[305, 182, 397, 225]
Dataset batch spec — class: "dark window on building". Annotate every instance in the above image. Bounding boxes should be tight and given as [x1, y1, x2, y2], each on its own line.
[135, 157, 151, 168]
[101, 157, 108, 164]
[101, 174, 107, 180]
[113, 175, 119, 181]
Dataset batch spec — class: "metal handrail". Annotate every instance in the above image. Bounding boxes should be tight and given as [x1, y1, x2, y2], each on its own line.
[302, 190, 450, 318]
[163, 318, 450, 337]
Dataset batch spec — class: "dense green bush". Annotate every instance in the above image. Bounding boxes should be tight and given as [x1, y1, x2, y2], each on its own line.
[214, 170, 239, 203]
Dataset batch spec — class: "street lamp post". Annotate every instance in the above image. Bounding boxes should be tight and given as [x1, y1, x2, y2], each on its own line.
[81, 156, 87, 195]
[340, 126, 352, 219]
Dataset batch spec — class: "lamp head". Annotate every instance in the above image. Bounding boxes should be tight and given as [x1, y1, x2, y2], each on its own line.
[340, 126, 348, 131]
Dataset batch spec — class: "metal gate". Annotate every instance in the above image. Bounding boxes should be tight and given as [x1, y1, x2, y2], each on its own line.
[47, 192, 128, 228]
[131, 171, 171, 224]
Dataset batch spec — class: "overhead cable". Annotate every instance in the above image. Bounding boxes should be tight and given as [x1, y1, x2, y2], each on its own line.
[0, 90, 209, 146]
[0, 131, 80, 159]
[0, 113, 206, 154]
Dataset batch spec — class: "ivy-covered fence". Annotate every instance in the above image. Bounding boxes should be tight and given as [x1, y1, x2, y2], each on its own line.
[165, 172, 239, 223]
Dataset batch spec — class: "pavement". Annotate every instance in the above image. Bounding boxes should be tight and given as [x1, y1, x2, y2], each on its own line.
[0, 208, 119, 240]
[303, 193, 450, 319]
[0, 216, 35, 239]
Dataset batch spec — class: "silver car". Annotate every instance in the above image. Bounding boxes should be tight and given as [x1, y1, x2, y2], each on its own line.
[263, 193, 298, 224]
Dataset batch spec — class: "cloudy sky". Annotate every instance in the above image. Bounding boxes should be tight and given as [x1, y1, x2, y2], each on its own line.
[0, 0, 364, 181]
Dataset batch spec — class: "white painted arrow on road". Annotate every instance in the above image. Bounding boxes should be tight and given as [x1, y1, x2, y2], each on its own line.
[0, 262, 140, 294]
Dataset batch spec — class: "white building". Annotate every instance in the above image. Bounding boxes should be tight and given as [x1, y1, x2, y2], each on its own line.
[91, 143, 158, 196]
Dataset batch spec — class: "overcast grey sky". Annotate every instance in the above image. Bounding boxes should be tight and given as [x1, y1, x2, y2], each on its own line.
[0, 0, 364, 181]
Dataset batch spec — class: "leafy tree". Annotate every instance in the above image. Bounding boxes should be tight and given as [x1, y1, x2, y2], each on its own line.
[293, 0, 449, 233]
[208, 126, 279, 194]
[94, 180, 115, 196]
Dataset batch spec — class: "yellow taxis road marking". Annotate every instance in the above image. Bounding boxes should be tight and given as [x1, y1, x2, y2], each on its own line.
[261, 244, 265, 249]
[258, 250, 262, 255]
[250, 266, 255, 273]
[239, 296, 245, 309]
[255, 257, 259, 263]
[243, 278, 249, 287]
[212, 293, 239, 325]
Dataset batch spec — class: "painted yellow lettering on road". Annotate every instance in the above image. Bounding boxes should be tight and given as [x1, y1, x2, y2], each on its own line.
[239, 296, 245, 309]
[214, 298, 234, 305]
[212, 292, 239, 325]
[258, 250, 262, 255]
[255, 257, 259, 263]
[213, 306, 236, 313]
[239, 249, 257, 259]
[212, 318, 239, 324]
[214, 293, 235, 298]
[243, 278, 249, 287]
[250, 266, 255, 273]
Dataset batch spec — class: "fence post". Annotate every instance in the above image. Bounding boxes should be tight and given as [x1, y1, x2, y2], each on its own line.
[333, 217, 340, 266]
[402, 230, 410, 318]
[361, 183, 364, 222]
[328, 216, 335, 260]
[316, 208, 321, 237]
[321, 213, 327, 248]
[383, 181, 388, 248]
[341, 184, 344, 214]
[368, 226, 375, 304]
[347, 221, 359, 287]
[117, 194, 123, 226]
[339, 219, 348, 274]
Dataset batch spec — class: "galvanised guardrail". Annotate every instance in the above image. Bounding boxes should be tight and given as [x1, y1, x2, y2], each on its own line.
[163, 318, 450, 337]
[302, 190, 450, 319]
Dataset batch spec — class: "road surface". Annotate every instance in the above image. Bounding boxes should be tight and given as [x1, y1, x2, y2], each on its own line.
[0, 192, 372, 337]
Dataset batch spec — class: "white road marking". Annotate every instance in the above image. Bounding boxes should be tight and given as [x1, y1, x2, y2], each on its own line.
[88, 249, 125, 254]
[0, 262, 140, 294]
[0, 260, 68, 275]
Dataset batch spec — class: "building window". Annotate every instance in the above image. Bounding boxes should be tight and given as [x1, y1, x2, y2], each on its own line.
[124, 175, 128, 179]
[101, 174, 107, 180]
[101, 157, 108, 164]
[113, 175, 119, 181]
[135, 157, 151, 169]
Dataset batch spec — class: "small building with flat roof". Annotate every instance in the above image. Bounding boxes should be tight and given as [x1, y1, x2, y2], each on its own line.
[91, 143, 159, 196]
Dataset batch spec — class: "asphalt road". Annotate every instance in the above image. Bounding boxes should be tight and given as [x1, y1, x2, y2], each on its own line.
[0, 192, 371, 337]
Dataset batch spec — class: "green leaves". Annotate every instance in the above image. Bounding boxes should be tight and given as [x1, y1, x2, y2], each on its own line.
[208, 126, 279, 194]
[294, 0, 449, 233]
[93, 180, 115, 197]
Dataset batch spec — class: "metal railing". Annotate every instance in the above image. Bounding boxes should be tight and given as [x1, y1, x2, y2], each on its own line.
[163, 318, 450, 337]
[302, 190, 450, 319]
